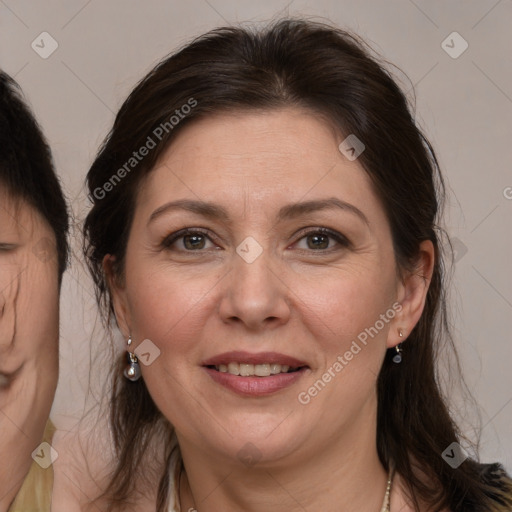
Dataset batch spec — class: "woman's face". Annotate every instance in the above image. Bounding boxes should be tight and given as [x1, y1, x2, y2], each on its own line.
[111, 108, 425, 466]
[0, 187, 59, 504]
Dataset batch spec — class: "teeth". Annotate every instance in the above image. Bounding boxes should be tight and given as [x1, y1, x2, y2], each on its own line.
[255, 364, 270, 377]
[239, 364, 254, 376]
[215, 363, 298, 377]
[227, 362, 240, 376]
[270, 363, 281, 375]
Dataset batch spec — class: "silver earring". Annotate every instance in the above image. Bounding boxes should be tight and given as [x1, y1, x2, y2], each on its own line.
[393, 329, 403, 364]
[123, 336, 141, 381]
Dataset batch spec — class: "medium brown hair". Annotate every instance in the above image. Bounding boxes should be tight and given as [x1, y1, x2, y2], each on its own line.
[84, 18, 512, 511]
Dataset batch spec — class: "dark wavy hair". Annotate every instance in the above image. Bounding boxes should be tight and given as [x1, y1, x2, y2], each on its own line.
[0, 70, 69, 282]
[83, 18, 512, 512]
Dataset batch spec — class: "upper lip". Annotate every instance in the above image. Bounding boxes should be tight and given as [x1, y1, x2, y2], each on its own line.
[202, 351, 309, 367]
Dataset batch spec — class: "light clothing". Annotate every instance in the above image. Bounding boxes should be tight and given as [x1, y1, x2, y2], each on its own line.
[8, 419, 56, 512]
[167, 443, 180, 512]
[166, 458, 512, 511]
[167, 492, 178, 512]
[166, 456, 394, 511]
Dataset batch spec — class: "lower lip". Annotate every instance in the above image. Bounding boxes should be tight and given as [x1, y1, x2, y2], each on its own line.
[204, 367, 308, 396]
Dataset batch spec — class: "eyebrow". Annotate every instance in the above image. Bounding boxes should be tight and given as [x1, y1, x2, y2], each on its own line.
[148, 197, 369, 226]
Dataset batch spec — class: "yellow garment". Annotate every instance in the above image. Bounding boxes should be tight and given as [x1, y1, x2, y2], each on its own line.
[8, 419, 56, 512]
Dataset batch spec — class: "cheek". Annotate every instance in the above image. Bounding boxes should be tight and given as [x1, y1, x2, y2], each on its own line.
[0, 265, 21, 344]
[293, 271, 396, 412]
[1, 262, 59, 352]
[18, 270, 60, 402]
[291, 265, 396, 343]
[126, 264, 222, 349]
[125, 253, 397, 355]
[0, 266, 59, 446]
[22, 263, 60, 336]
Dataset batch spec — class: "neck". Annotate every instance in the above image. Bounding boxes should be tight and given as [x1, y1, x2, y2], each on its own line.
[177, 403, 389, 511]
[0, 461, 31, 512]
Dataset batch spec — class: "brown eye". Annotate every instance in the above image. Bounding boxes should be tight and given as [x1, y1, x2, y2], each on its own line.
[162, 228, 217, 252]
[293, 228, 350, 252]
[182, 233, 207, 250]
[305, 233, 330, 250]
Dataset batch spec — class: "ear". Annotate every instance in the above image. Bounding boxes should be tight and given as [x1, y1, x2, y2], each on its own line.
[103, 254, 132, 339]
[387, 240, 435, 349]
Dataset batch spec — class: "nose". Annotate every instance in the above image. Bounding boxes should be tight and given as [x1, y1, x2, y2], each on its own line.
[218, 247, 291, 332]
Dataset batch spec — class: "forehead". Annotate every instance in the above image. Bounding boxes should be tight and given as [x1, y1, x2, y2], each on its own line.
[136, 108, 382, 221]
[0, 184, 51, 240]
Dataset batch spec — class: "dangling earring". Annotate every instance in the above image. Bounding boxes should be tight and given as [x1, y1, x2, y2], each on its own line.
[123, 336, 141, 381]
[393, 329, 404, 364]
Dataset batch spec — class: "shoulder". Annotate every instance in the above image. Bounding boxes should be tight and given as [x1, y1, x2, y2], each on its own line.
[51, 414, 166, 512]
[477, 461, 511, 481]
[50, 416, 113, 512]
[475, 461, 512, 511]
[8, 420, 56, 512]
[390, 460, 512, 512]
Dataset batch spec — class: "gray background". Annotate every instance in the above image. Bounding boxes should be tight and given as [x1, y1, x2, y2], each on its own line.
[1, 0, 511, 473]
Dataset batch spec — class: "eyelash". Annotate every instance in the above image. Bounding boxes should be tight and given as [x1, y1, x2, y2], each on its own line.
[161, 227, 350, 254]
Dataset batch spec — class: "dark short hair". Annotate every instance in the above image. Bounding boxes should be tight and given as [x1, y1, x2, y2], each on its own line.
[0, 71, 69, 281]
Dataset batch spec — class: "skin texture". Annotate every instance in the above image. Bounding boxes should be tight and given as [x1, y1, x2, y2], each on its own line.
[100, 108, 435, 511]
[0, 187, 59, 511]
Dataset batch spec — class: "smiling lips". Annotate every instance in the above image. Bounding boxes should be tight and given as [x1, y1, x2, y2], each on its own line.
[216, 362, 297, 376]
[202, 351, 309, 396]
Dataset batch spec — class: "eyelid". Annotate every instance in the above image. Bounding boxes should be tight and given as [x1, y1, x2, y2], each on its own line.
[0, 243, 18, 251]
[292, 226, 351, 248]
[161, 227, 220, 249]
[161, 226, 350, 252]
